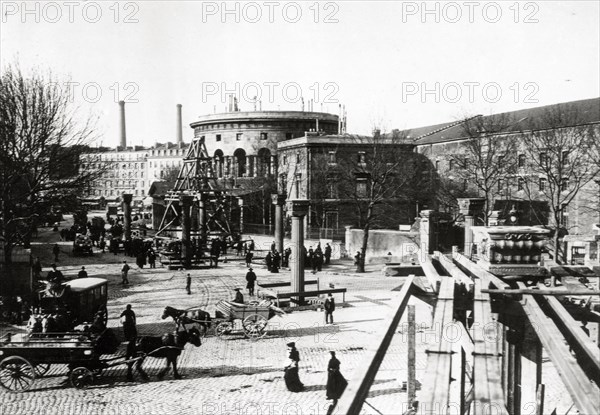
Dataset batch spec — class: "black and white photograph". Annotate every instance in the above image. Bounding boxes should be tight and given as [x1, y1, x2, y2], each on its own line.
[1, 1, 599, 414]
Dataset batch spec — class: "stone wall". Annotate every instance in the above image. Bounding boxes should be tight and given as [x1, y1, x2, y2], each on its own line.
[240, 233, 345, 260]
[344, 228, 420, 264]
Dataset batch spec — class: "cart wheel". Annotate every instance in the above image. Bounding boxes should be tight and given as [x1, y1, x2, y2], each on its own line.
[243, 314, 268, 340]
[215, 322, 233, 337]
[97, 305, 108, 327]
[70, 367, 94, 389]
[0, 356, 36, 392]
[34, 363, 51, 377]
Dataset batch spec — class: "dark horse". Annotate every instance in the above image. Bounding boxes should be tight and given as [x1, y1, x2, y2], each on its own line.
[125, 327, 201, 381]
[162, 306, 212, 335]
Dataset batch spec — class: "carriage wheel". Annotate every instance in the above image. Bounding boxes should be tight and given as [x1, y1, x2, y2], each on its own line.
[243, 314, 268, 340]
[0, 356, 36, 392]
[215, 322, 233, 337]
[70, 367, 94, 389]
[34, 363, 51, 377]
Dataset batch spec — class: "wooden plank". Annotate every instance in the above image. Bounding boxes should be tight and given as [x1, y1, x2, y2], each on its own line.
[419, 278, 455, 410]
[472, 278, 508, 413]
[420, 253, 442, 294]
[337, 276, 414, 415]
[275, 288, 347, 298]
[517, 282, 600, 415]
[483, 288, 600, 296]
[536, 283, 600, 374]
[453, 251, 510, 290]
[407, 305, 416, 405]
[257, 280, 318, 288]
[435, 252, 474, 288]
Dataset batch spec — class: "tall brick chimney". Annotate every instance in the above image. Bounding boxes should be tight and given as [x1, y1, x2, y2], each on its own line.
[176, 104, 183, 145]
[119, 101, 126, 148]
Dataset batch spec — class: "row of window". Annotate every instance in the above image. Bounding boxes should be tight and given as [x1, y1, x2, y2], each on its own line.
[440, 152, 570, 171]
[496, 177, 569, 192]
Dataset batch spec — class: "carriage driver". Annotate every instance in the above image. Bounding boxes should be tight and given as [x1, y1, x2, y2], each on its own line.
[232, 288, 244, 304]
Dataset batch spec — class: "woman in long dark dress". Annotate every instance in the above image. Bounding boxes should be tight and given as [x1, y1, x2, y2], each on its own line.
[326, 351, 348, 402]
[284, 342, 304, 392]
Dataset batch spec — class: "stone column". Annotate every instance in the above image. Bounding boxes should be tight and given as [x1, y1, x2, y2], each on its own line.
[419, 210, 433, 254]
[122, 193, 133, 240]
[288, 200, 310, 306]
[272, 194, 286, 253]
[198, 194, 207, 243]
[180, 194, 194, 268]
[464, 215, 474, 258]
[245, 156, 251, 177]
[238, 198, 244, 234]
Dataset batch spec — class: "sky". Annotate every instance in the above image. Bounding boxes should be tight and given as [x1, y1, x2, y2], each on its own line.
[1, 1, 599, 147]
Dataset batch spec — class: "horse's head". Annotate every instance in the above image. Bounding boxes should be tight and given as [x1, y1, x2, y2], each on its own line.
[161, 306, 174, 320]
[182, 327, 202, 347]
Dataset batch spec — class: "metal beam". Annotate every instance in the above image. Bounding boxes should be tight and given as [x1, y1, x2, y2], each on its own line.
[337, 276, 414, 415]
[517, 282, 600, 415]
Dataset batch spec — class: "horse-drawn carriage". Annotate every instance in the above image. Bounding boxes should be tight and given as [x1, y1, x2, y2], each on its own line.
[0, 323, 202, 392]
[163, 300, 285, 340]
[28, 278, 109, 333]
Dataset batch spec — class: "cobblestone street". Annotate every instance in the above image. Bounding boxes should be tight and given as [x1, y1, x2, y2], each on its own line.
[1, 235, 434, 415]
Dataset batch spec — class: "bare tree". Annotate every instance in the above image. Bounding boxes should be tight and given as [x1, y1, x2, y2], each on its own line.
[333, 132, 436, 272]
[0, 64, 101, 261]
[518, 104, 600, 263]
[448, 114, 518, 225]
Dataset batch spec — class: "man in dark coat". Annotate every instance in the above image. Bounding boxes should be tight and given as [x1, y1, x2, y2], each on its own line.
[324, 293, 335, 324]
[186, 273, 191, 295]
[246, 268, 257, 296]
[120, 304, 137, 341]
[271, 250, 281, 273]
[283, 247, 292, 268]
[245, 250, 254, 267]
[324, 243, 332, 265]
[265, 251, 273, 272]
[78, 266, 88, 278]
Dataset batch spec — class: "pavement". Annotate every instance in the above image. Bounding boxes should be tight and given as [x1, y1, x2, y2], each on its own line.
[0, 215, 578, 415]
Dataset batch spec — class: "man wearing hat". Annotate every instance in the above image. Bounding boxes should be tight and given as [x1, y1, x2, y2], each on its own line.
[245, 267, 257, 296]
[233, 288, 244, 304]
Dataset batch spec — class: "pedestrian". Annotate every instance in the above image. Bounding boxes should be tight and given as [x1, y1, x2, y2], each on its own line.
[265, 251, 273, 272]
[324, 243, 332, 265]
[32, 257, 42, 280]
[245, 250, 254, 267]
[246, 267, 257, 296]
[186, 273, 191, 295]
[121, 261, 130, 285]
[236, 241, 243, 256]
[284, 247, 292, 268]
[271, 241, 276, 253]
[249, 240, 255, 251]
[136, 251, 146, 269]
[148, 250, 156, 268]
[272, 250, 281, 273]
[47, 263, 64, 283]
[284, 342, 304, 392]
[52, 243, 60, 262]
[354, 251, 361, 268]
[326, 351, 348, 407]
[232, 288, 244, 304]
[120, 304, 137, 341]
[99, 236, 106, 253]
[324, 292, 335, 324]
[78, 266, 88, 279]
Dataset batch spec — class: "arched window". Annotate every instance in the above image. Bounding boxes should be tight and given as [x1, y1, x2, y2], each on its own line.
[233, 148, 247, 178]
[214, 150, 224, 178]
[257, 148, 272, 176]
